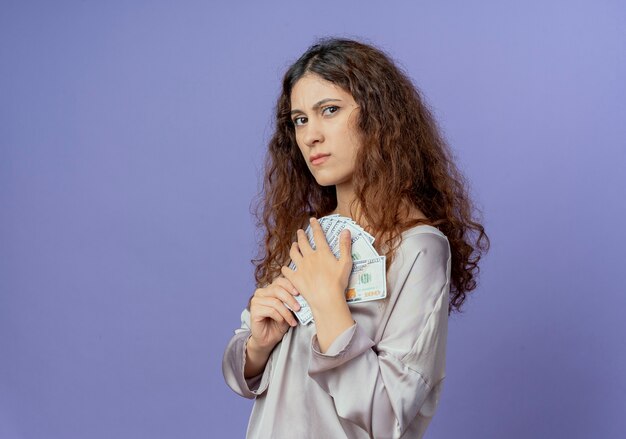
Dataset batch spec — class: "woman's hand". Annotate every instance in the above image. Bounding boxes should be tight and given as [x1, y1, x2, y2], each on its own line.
[249, 276, 301, 353]
[280, 217, 353, 314]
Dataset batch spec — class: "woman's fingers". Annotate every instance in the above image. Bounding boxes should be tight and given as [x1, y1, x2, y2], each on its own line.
[296, 229, 313, 255]
[266, 285, 301, 312]
[289, 242, 303, 267]
[257, 279, 301, 311]
[273, 277, 300, 297]
[309, 217, 332, 253]
[253, 296, 298, 327]
[251, 300, 288, 325]
[276, 319, 290, 334]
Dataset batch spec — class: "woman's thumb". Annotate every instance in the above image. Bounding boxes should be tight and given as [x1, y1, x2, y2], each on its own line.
[340, 229, 352, 261]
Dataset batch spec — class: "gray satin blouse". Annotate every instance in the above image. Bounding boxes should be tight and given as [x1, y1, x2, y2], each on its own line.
[222, 225, 452, 438]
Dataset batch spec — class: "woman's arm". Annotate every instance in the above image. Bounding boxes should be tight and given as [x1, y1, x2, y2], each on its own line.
[223, 273, 300, 397]
[222, 308, 276, 399]
[244, 336, 273, 378]
[307, 232, 452, 438]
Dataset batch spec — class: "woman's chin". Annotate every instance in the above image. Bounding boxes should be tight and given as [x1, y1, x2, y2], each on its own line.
[312, 177, 337, 187]
[312, 173, 352, 188]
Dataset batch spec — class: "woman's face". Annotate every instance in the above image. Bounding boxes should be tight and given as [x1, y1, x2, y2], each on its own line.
[289, 73, 362, 187]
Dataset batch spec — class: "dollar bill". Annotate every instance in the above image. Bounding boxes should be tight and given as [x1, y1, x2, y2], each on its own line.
[344, 255, 387, 303]
[284, 214, 386, 325]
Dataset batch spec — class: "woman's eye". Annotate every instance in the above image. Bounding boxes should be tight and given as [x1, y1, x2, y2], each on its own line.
[293, 116, 306, 126]
[322, 105, 339, 116]
[292, 106, 338, 127]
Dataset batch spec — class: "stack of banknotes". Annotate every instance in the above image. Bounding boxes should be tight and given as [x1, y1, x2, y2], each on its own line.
[285, 214, 387, 325]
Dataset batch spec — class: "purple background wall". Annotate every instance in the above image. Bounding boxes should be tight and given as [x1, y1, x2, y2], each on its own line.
[1, 1, 625, 438]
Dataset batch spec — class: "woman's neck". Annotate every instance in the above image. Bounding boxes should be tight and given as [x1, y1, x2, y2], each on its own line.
[332, 181, 357, 218]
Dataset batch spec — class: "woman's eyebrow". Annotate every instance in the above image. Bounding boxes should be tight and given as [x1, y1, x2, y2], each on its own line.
[290, 98, 343, 115]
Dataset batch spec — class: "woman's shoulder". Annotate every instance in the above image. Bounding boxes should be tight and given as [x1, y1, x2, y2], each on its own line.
[398, 224, 450, 261]
[397, 206, 447, 242]
[384, 224, 451, 300]
[401, 224, 448, 240]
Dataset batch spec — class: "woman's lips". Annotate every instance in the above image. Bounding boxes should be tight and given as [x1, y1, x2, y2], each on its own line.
[311, 154, 330, 165]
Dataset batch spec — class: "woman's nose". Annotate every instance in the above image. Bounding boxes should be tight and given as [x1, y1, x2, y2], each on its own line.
[303, 120, 324, 146]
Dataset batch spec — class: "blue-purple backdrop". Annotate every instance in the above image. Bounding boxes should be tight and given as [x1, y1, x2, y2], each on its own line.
[1, 1, 625, 438]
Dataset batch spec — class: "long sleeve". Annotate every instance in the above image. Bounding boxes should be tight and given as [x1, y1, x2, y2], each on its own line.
[307, 232, 451, 438]
[222, 308, 274, 399]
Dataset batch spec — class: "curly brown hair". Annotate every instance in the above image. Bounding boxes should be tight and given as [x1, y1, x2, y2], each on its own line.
[248, 37, 490, 315]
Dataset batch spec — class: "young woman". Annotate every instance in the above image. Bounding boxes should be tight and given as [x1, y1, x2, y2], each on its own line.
[222, 37, 490, 438]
